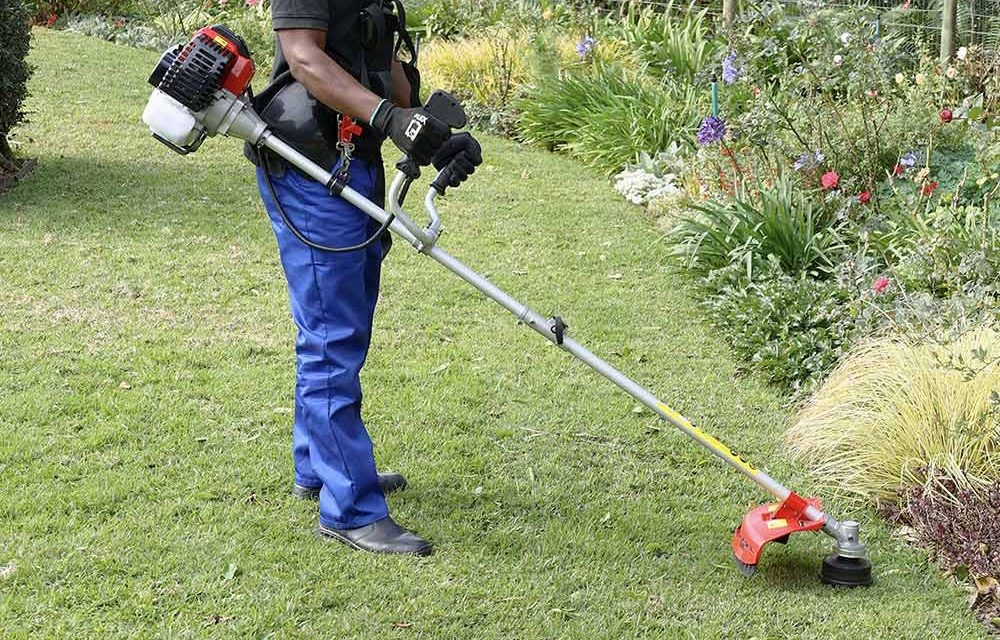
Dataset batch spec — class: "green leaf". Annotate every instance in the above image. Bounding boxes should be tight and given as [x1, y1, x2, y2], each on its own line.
[954, 564, 970, 581]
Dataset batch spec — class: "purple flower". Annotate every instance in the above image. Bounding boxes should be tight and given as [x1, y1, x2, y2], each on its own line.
[722, 51, 743, 85]
[793, 149, 824, 171]
[696, 116, 726, 145]
[900, 150, 918, 167]
[576, 35, 596, 58]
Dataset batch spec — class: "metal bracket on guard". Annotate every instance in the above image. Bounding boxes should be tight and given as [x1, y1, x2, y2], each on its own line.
[732, 492, 825, 575]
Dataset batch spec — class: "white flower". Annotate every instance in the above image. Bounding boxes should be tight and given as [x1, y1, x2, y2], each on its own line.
[612, 168, 681, 206]
[946, 66, 958, 79]
[957, 46, 968, 60]
[895, 72, 905, 85]
[840, 32, 853, 46]
[833, 54, 844, 66]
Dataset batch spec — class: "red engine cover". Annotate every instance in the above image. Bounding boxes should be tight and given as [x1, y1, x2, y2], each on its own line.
[196, 26, 255, 97]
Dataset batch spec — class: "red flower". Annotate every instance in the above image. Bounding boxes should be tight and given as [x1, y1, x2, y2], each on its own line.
[921, 181, 939, 196]
[45, 13, 57, 26]
[893, 164, 904, 177]
[873, 276, 891, 293]
[939, 108, 953, 124]
[859, 191, 872, 203]
[820, 171, 840, 190]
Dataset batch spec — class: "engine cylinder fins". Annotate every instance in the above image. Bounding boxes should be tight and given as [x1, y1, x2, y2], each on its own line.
[159, 33, 233, 112]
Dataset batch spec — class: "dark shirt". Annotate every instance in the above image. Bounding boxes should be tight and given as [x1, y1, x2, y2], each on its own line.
[262, 0, 391, 160]
[270, 0, 368, 84]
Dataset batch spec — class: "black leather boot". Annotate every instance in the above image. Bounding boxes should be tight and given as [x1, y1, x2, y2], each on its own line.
[317, 516, 433, 556]
[291, 472, 408, 500]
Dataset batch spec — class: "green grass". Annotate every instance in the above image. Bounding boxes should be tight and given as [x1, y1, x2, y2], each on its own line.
[0, 29, 986, 639]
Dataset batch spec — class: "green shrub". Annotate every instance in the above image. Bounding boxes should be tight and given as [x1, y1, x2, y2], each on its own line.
[701, 260, 853, 391]
[787, 327, 1000, 503]
[26, 0, 145, 21]
[64, 13, 178, 50]
[0, 0, 32, 171]
[517, 63, 703, 173]
[613, 0, 720, 82]
[669, 174, 846, 278]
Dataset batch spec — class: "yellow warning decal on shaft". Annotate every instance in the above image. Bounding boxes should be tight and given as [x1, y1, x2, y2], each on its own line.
[767, 519, 788, 529]
[656, 402, 758, 476]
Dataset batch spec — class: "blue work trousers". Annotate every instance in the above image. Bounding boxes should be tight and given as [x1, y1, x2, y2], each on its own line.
[256, 158, 389, 530]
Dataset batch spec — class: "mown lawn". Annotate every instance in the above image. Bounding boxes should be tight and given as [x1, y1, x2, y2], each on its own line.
[0, 28, 986, 639]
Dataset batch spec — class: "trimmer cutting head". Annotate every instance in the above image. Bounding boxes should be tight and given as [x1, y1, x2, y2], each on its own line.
[820, 519, 873, 587]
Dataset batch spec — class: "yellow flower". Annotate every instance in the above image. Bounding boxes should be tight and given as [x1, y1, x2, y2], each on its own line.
[915, 73, 926, 85]
[894, 72, 905, 85]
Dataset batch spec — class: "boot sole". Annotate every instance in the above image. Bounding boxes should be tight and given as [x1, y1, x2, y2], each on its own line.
[315, 525, 434, 556]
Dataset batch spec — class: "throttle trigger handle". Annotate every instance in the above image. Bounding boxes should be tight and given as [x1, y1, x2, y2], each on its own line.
[424, 91, 467, 129]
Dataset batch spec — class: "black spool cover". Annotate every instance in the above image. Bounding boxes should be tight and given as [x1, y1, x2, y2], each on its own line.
[821, 554, 873, 587]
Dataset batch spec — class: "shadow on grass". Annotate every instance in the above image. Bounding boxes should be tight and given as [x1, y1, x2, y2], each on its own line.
[0, 151, 260, 233]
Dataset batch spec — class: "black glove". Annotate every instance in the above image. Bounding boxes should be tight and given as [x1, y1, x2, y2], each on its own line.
[431, 132, 483, 192]
[371, 103, 450, 166]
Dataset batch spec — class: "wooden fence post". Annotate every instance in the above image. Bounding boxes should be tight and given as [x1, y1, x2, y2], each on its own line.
[940, 0, 957, 64]
[723, 0, 736, 29]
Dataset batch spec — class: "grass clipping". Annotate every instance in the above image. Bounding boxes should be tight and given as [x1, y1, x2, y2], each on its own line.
[787, 327, 1000, 504]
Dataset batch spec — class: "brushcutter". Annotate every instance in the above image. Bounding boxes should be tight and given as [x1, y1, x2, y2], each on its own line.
[141, 25, 873, 586]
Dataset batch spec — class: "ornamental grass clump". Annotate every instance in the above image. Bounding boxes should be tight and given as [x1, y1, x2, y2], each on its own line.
[787, 327, 1000, 504]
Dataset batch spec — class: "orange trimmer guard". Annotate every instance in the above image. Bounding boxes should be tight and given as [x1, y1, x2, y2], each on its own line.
[732, 492, 825, 575]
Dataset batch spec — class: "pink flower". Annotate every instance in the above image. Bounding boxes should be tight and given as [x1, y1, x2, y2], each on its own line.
[245, 0, 259, 6]
[939, 108, 953, 123]
[45, 13, 57, 26]
[820, 171, 840, 190]
[859, 191, 871, 204]
[873, 276, 891, 293]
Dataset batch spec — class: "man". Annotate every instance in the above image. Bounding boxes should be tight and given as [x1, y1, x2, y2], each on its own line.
[250, 0, 482, 555]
